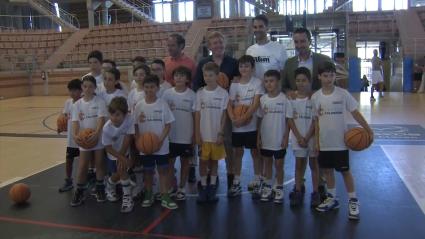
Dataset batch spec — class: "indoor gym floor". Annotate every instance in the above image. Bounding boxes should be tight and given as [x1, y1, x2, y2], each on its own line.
[0, 92, 424, 239]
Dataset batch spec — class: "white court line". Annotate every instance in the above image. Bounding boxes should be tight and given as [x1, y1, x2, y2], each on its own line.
[381, 145, 425, 215]
[0, 162, 63, 188]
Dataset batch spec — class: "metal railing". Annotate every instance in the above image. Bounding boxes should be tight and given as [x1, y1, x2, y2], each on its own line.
[95, 7, 154, 26]
[31, 0, 80, 29]
[0, 14, 75, 31]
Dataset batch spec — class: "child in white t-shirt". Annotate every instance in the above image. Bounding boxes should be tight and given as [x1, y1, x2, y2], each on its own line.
[312, 62, 373, 220]
[288, 67, 320, 208]
[227, 55, 263, 198]
[99, 68, 127, 107]
[102, 97, 135, 213]
[70, 75, 108, 207]
[58, 79, 82, 193]
[195, 62, 229, 203]
[257, 70, 292, 204]
[133, 75, 177, 210]
[151, 59, 172, 97]
[162, 66, 196, 201]
[128, 64, 150, 113]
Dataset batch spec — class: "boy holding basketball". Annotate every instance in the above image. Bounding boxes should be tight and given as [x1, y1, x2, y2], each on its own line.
[312, 62, 373, 220]
[195, 62, 229, 203]
[227, 55, 263, 198]
[58, 79, 82, 193]
[133, 75, 178, 210]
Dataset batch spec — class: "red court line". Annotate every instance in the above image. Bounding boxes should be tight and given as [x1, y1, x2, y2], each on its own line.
[142, 208, 172, 234]
[0, 216, 198, 239]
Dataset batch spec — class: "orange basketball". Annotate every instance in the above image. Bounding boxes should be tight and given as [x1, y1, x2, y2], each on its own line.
[56, 114, 68, 133]
[217, 72, 229, 89]
[233, 105, 250, 121]
[78, 128, 97, 149]
[136, 132, 160, 155]
[9, 183, 31, 204]
[344, 127, 371, 151]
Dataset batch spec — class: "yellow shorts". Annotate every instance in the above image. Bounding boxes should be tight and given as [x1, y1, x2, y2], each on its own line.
[200, 142, 226, 161]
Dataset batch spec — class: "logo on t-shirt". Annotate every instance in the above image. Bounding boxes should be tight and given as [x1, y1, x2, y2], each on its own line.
[254, 56, 270, 63]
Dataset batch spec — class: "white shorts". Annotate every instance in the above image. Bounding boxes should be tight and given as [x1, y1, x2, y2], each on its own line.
[371, 70, 384, 84]
[293, 148, 318, 158]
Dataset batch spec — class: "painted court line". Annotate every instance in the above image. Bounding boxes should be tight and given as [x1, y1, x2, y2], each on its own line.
[142, 209, 172, 234]
[0, 216, 198, 239]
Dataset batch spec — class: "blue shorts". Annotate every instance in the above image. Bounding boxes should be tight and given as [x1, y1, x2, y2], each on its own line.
[106, 157, 117, 174]
[140, 154, 169, 171]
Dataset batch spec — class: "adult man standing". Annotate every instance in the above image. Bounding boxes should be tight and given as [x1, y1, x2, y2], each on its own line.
[164, 33, 197, 86]
[282, 28, 332, 93]
[246, 14, 288, 80]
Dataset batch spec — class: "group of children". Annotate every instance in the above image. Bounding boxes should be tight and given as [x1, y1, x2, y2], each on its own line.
[59, 50, 373, 220]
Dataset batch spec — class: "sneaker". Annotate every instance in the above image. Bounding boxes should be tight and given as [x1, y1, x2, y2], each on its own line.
[188, 166, 196, 183]
[106, 181, 119, 202]
[260, 184, 273, 202]
[70, 189, 85, 207]
[348, 198, 360, 220]
[175, 189, 186, 201]
[316, 195, 340, 212]
[155, 192, 162, 201]
[274, 186, 284, 204]
[59, 178, 73, 193]
[120, 195, 134, 213]
[95, 188, 106, 203]
[310, 192, 321, 208]
[197, 186, 208, 203]
[169, 187, 178, 198]
[227, 182, 242, 198]
[252, 181, 262, 200]
[161, 194, 178, 210]
[208, 185, 219, 202]
[142, 190, 154, 207]
[289, 190, 303, 207]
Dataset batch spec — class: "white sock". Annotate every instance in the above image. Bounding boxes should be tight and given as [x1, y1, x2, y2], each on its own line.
[233, 175, 240, 185]
[121, 179, 131, 195]
[348, 192, 357, 199]
[210, 176, 217, 185]
[201, 176, 207, 186]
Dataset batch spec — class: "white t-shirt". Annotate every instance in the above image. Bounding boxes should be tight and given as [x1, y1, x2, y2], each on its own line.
[130, 80, 138, 90]
[82, 72, 105, 95]
[127, 88, 145, 114]
[63, 98, 77, 148]
[258, 92, 293, 151]
[102, 115, 134, 161]
[98, 89, 127, 107]
[246, 41, 288, 79]
[162, 88, 196, 144]
[290, 97, 315, 150]
[133, 98, 175, 155]
[311, 87, 358, 151]
[72, 95, 107, 151]
[158, 81, 172, 98]
[195, 86, 229, 143]
[229, 77, 264, 132]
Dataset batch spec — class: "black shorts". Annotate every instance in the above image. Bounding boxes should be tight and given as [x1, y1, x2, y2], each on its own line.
[169, 143, 194, 158]
[260, 149, 286, 159]
[232, 131, 257, 149]
[140, 154, 169, 171]
[66, 147, 80, 160]
[318, 150, 349, 172]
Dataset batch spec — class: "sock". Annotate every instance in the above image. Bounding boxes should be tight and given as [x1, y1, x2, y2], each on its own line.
[76, 183, 86, 193]
[179, 187, 186, 193]
[210, 176, 217, 185]
[201, 176, 207, 186]
[134, 166, 143, 184]
[121, 179, 131, 195]
[96, 180, 104, 191]
[254, 175, 261, 182]
[328, 188, 336, 198]
[265, 179, 272, 186]
[233, 175, 240, 185]
[348, 192, 357, 199]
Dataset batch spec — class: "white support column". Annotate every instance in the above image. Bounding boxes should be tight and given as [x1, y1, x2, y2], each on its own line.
[87, 0, 95, 28]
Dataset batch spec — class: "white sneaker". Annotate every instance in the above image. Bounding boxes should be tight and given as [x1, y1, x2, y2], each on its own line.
[316, 194, 340, 212]
[106, 180, 119, 202]
[260, 184, 273, 202]
[348, 198, 360, 220]
[121, 195, 134, 213]
[273, 186, 284, 204]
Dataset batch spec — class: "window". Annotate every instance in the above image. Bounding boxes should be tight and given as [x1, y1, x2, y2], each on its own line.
[357, 41, 380, 80]
[245, 1, 255, 17]
[353, 0, 378, 12]
[220, 0, 230, 18]
[178, 1, 193, 22]
[153, 0, 172, 23]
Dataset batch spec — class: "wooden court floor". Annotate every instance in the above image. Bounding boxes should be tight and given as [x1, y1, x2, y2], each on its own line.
[0, 92, 425, 238]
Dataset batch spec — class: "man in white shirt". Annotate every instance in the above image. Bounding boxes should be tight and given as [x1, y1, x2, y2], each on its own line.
[246, 14, 288, 80]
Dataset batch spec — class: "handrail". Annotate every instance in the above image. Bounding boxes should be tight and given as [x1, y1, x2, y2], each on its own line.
[32, 0, 80, 29]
